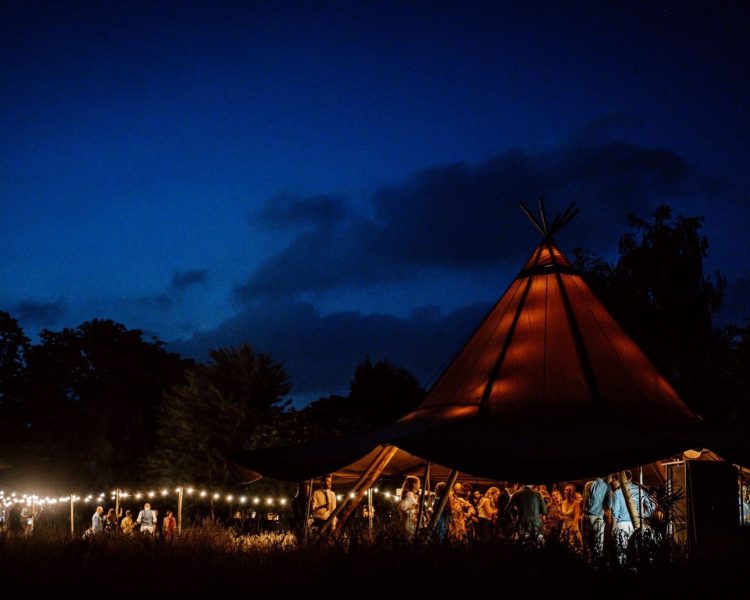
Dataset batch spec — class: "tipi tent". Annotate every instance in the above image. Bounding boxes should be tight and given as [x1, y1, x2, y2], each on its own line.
[238, 203, 736, 487]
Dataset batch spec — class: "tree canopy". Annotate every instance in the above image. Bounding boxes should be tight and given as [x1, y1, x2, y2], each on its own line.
[573, 205, 744, 424]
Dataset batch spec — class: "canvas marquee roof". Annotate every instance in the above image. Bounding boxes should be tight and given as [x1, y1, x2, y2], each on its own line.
[237, 205, 746, 484]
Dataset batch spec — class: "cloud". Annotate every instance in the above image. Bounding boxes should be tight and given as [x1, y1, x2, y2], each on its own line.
[135, 268, 209, 310]
[257, 193, 347, 228]
[170, 300, 489, 400]
[238, 137, 695, 302]
[169, 269, 208, 292]
[11, 300, 65, 326]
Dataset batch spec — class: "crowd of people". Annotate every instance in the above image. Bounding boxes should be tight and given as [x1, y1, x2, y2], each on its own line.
[85, 502, 177, 540]
[393, 470, 658, 564]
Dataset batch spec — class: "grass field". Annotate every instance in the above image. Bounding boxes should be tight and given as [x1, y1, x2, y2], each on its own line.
[1, 524, 747, 599]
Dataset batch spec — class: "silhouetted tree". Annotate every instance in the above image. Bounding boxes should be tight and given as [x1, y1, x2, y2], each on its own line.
[0, 312, 30, 458]
[573, 205, 734, 422]
[298, 359, 425, 440]
[21, 319, 187, 487]
[149, 344, 291, 486]
[348, 358, 424, 427]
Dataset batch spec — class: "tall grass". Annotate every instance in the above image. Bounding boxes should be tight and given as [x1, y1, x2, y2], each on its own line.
[1, 524, 746, 598]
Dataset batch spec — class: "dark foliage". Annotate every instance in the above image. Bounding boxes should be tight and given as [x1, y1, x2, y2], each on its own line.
[296, 358, 425, 441]
[0, 319, 188, 488]
[148, 344, 291, 486]
[573, 205, 747, 424]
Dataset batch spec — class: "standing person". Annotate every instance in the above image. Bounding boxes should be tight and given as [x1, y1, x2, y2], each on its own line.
[740, 483, 750, 525]
[162, 510, 177, 541]
[581, 476, 611, 563]
[509, 484, 547, 543]
[8, 502, 23, 536]
[609, 473, 634, 565]
[91, 506, 104, 535]
[104, 508, 118, 534]
[120, 510, 135, 535]
[560, 484, 582, 549]
[497, 484, 516, 538]
[398, 476, 421, 540]
[311, 475, 337, 532]
[477, 487, 500, 539]
[448, 483, 475, 542]
[136, 502, 157, 536]
[545, 489, 564, 541]
[431, 482, 452, 543]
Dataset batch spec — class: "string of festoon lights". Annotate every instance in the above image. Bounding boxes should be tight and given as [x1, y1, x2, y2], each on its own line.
[0, 486, 407, 509]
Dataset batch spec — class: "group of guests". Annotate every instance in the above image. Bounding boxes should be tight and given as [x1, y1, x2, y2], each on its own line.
[89, 502, 177, 539]
[397, 471, 656, 563]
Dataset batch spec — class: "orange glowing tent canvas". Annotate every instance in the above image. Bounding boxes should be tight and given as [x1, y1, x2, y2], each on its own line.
[237, 203, 738, 484]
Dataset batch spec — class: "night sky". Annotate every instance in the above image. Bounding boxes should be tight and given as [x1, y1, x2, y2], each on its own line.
[2, 1, 749, 402]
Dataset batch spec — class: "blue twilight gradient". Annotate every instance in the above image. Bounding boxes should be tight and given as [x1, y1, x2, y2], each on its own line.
[2, 1, 749, 401]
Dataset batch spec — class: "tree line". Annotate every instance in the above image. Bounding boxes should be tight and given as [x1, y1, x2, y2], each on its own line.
[0, 206, 748, 490]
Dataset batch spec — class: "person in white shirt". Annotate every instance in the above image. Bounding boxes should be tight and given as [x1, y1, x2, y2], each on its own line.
[398, 476, 421, 540]
[311, 475, 337, 531]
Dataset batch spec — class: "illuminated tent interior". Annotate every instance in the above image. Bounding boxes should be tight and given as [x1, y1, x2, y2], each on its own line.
[237, 203, 748, 488]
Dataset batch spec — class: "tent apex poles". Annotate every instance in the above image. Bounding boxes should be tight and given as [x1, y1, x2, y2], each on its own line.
[518, 203, 545, 236]
[538, 198, 549, 234]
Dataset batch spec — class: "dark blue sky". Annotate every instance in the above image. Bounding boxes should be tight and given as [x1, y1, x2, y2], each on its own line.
[2, 1, 749, 402]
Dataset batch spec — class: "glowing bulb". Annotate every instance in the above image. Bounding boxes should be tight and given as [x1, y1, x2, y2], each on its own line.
[187, 488, 194, 494]
[253, 497, 260, 504]
[280, 499, 287, 505]
[239, 496, 247, 504]
[226, 495, 234, 502]
[135, 493, 142, 499]
[213, 493, 220, 500]
[200, 491, 207, 498]
[266, 498, 273, 505]
[161, 489, 168, 496]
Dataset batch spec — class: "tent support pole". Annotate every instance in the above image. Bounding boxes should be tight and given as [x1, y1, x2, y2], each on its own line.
[303, 479, 313, 542]
[367, 488, 374, 533]
[177, 486, 184, 535]
[414, 461, 430, 540]
[428, 470, 460, 531]
[619, 470, 641, 531]
[319, 445, 396, 535]
[330, 446, 398, 536]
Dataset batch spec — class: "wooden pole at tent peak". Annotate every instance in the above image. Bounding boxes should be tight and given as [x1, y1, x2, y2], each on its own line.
[428, 470, 459, 532]
[70, 496, 75, 536]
